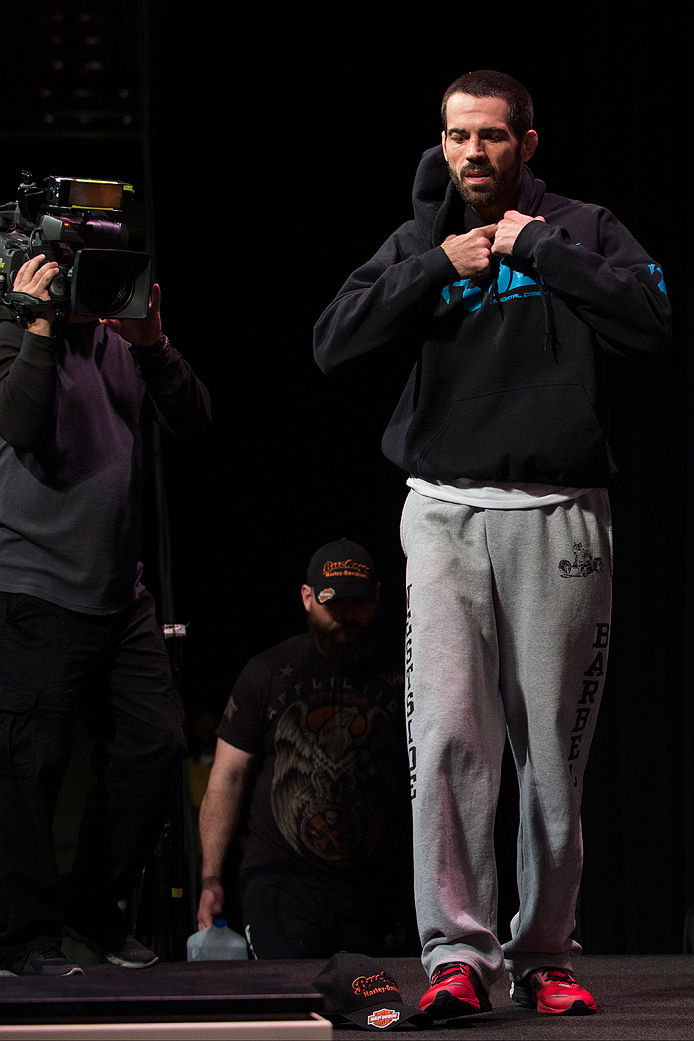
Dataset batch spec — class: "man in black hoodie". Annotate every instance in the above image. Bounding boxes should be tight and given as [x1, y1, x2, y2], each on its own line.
[314, 70, 671, 1019]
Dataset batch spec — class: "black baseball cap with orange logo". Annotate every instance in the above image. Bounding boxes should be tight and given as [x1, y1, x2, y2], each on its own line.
[306, 538, 379, 604]
[313, 952, 432, 1031]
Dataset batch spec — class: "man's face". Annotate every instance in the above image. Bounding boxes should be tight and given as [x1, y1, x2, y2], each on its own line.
[441, 93, 537, 220]
[301, 584, 380, 667]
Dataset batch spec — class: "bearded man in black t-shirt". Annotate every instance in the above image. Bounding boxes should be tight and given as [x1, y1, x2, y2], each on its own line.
[195, 538, 415, 959]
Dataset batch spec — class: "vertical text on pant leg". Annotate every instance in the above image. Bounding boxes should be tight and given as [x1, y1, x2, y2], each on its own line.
[568, 621, 610, 786]
[405, 583, 416, 800]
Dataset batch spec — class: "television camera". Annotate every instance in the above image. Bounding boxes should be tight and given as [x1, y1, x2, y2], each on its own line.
[0, 173, 152, 323]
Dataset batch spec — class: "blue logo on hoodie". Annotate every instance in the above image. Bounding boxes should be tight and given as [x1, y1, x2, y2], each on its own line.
[442, 260, 668, 311]
[442, 259, 542, 310]
[649, 264, 667, 295]
[441, 278, 482, 310]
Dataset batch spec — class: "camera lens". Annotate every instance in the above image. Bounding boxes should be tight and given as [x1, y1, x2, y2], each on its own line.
[79, 253, 134, 316]
[71, 248, 151, 319]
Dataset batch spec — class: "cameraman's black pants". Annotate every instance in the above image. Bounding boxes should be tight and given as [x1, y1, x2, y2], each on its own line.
[0, 587, 185, 967]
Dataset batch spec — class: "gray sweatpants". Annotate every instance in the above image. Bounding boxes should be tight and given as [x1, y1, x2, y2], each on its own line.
[400, 488, 612, 989]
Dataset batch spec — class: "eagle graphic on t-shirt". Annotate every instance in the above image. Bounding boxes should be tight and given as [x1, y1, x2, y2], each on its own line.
[270, 700, 397, 862]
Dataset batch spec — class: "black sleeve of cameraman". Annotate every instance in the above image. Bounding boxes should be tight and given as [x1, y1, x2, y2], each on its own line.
[130, 335, 212, 439]
[0, 322, 57, 450]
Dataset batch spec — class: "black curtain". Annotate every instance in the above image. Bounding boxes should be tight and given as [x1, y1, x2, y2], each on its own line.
[7, 5, 693, 954]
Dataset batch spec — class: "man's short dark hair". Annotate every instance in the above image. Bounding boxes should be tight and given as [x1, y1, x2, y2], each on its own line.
[441, 70, 534, 139]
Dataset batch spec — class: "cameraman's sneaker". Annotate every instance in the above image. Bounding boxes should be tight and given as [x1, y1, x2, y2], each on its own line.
[0, 947, 84, 977]
[63, 926, 158, 969]
[510, 967, 596, 1015]
[420, 962, 492, 1019]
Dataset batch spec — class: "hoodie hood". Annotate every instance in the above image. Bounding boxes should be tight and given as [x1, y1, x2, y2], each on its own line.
[412, 144, 547, 246]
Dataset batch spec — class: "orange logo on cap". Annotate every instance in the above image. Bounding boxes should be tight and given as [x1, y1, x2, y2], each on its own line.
[317, 587, 336, 603]
[352, 973, 399, 999]
[322, 558, 371, 580]
[367, 1008, 400, 1029]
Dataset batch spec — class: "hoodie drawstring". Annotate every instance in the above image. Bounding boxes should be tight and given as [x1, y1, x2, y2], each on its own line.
[538, 277, 554, 353]
[485, 263, 555, 354]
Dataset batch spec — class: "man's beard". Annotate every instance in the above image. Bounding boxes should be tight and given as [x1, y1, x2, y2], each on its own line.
[448, 152, 522, 215]
[307, 613, 377, 669]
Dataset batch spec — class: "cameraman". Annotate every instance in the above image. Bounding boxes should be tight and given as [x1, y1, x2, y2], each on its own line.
[0, 255, 211, 976]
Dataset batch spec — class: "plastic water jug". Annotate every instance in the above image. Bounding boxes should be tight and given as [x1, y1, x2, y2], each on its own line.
[186, 917, 248, 960]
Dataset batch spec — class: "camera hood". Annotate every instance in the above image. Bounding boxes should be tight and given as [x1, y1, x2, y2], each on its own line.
[70, 249, 152, 319]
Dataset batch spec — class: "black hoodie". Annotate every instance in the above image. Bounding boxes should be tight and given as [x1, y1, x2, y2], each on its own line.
[314, 146, 671, 487]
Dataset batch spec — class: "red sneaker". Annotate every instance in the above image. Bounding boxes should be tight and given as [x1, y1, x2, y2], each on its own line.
[419, 962, 491, 1019]
[511, 967, 596, 1015]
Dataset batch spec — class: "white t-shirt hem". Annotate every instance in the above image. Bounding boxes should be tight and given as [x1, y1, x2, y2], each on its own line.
[407, 476, 592, 510]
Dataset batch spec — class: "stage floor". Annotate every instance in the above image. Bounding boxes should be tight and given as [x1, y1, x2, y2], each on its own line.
[0, 955, 692, 1039]
[303, 954, 694, 1039]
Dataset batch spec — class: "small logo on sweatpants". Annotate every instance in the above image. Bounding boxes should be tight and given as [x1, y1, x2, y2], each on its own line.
[558, 541, 604, 578]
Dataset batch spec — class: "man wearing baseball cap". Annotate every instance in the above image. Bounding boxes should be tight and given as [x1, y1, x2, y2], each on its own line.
[196, 539, 415, 958]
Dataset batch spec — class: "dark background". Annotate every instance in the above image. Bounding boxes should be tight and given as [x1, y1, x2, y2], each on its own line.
[3, 5, 693, 956]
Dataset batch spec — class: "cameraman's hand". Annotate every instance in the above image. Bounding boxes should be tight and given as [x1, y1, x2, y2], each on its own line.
[99, 283, 162, 347]
[14, 255, 59, 337]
